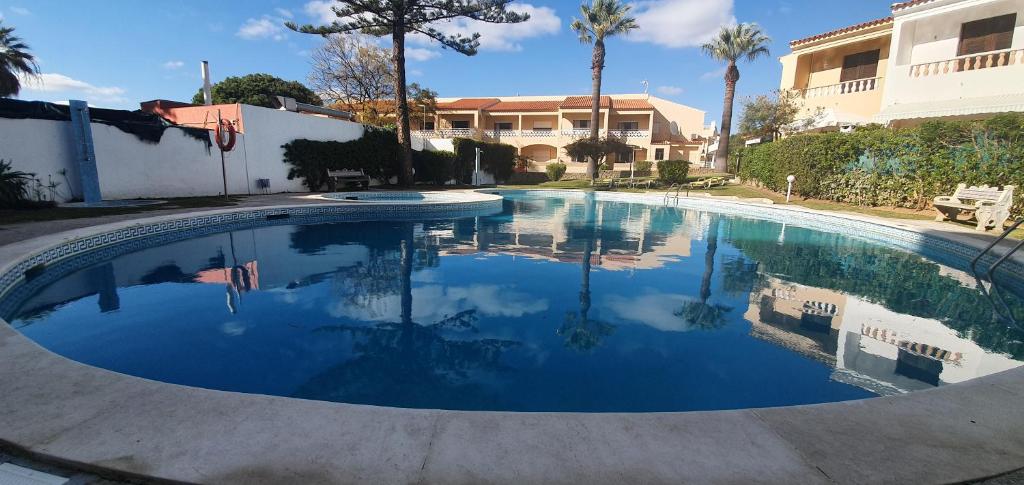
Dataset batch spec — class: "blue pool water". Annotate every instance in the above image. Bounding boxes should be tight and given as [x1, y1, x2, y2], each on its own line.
[3, 192, 1023, 412]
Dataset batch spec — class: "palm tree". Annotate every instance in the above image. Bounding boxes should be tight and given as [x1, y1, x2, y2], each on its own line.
[0, 22, 39, 98]
[571, 0, 638, 181]
[702, 23, 770, 173]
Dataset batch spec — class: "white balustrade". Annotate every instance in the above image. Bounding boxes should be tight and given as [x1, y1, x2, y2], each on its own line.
[910, 48, 1024, 77]
[607, 130, 650, 139]
[802, 77, 882, 98]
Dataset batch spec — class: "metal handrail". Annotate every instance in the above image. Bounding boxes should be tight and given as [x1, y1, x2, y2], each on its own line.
[968, 219, 1023, 328]
[970, 219, 1024, 277]
[664, 184, 679, 204]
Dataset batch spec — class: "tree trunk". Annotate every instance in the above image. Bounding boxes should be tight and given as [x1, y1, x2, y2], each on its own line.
[714, 62, 740, 173]
[588, 40, 606, 181]
[392, 27, 414, 187]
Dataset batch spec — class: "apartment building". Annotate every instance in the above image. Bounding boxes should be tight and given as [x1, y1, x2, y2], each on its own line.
[780, 0, 1024, 131]
[412, 94, 715, 170]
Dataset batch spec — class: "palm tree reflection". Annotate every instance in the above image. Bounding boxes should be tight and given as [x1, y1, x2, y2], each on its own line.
[559, 193, 615, 351]
[675, 216, 732, 330]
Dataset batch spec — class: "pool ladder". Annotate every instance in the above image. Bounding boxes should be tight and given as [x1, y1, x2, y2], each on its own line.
[970, 219, 1023, 328]
[663, 184, 685, 204]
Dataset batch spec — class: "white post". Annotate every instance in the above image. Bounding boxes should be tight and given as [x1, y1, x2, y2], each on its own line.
[201, 61, 213, 106]
[474, 147, 482, 186]
[786, 175, 795, 203]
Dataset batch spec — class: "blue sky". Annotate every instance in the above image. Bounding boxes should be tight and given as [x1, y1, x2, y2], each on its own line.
[3, 0, 891, 123]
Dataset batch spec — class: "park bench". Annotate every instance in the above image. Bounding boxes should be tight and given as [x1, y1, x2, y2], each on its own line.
[326, 169, 370, 190]
[933, 183, 1015, 231]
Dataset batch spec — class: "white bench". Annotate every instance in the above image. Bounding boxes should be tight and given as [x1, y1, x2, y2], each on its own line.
[933, 183, 1015, 231]
[326, 169, 370, 190]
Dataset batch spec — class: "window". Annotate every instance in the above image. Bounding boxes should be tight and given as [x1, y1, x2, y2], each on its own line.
[958, 14, 1015, 56]
[840, 49, 880, 82]
[574, 119, 590, 129]
[620, 150, 635, 164]
[494, 122, 513, 131]
[617, 121, 639, 131]
[450, 120, 470, 129]
[654, 148, 665, 161]
[424, 121, 435, 130]
[532, 121, 553, 132]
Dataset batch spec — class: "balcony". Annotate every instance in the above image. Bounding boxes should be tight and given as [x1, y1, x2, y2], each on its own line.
[910, 48, 1024, 77]
[802, 77, 882, 98]
[607, 130, 650, 139]
[518, 129, 557, 139]
[561, 128, 592, 138]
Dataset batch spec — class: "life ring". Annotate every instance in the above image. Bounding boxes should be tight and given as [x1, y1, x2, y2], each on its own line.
[215, 119, 236, 152]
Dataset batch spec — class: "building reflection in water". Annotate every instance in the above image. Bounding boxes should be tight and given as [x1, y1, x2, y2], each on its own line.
[5, 192, 1023, 410]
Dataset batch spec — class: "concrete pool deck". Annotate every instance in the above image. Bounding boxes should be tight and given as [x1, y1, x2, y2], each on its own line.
[1, 190, 1023, 484]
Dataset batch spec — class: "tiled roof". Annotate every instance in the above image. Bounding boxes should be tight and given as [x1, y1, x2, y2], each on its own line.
[487, 100, 563, 112]
[891, 0, 935, 11]
[436, 98, 500, 110]
[789, 16, 893, 47]
[613, 99, 654, 110]
[560, 95, 612, 109]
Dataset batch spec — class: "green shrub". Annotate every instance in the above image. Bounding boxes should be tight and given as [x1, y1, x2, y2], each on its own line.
[413, 150, 456, 185]
[633, 160, 653, 173]
[283, 128, 400, 190]
[452, 138, 516, 183]
[739, 114, 1024, 217]
[546, 162, 567, 181]
[656, 160, 690, 185]
[0, 159, 37, 209]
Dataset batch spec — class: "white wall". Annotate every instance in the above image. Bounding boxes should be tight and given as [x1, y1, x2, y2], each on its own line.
[0, 118, 82, 201]
[237, 105, 364, 194]
[0, 105, 366, 201]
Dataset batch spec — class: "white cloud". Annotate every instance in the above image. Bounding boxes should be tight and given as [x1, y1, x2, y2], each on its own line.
[656, 85, 684, 96]
[415, 3, 560, 52]
[274, 7, 293, 19]
[162, 60, 185, 70]
[629, 0, 735, 48]
[329, 283, 549, 323]
[409, 69, 424, 77]
[604, 291, 698, 332]
[304, 0, 336, 24]
[9, 6, 30, 15]
[700, 66, 726, 80]
[237, 16, 287, 41]
[21, 73, 128, 107]
[406, 47, 440, 62]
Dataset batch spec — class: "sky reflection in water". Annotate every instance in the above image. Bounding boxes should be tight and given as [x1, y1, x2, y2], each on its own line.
[6, 192, 1024, 412]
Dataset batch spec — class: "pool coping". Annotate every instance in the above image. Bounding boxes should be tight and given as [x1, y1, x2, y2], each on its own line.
[1, 189, 1023, 484]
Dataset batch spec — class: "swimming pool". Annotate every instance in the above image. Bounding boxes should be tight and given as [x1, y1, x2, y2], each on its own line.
[2, 191, 1021, 412]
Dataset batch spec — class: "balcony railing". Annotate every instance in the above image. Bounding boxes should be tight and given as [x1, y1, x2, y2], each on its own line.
[910, 48, 1024, 77]
[802, 77, 882, 98]
[519, 129, 557, 138]
[607, 129, 650, 139]
[561, 128, 592, 137]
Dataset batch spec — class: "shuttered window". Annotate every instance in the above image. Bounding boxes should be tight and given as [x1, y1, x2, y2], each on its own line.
[958, 14, 1015, 56]
[839, 49, 880, 82]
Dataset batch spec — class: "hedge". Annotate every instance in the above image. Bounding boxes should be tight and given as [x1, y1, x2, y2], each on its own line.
[413, 150, 456, 185]
[739, 114, 1024, 217]
[452, 138, 517, 183]
[283, 128, 401, 190]
[656, 160, 690, 185]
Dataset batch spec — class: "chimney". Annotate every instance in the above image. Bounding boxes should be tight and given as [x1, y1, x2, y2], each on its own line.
[201, 61, 213, 106]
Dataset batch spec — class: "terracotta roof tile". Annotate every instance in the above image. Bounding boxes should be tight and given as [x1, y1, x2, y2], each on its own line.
[436, 98, 500, 110]
[560, 95, 612, 109]
[789, 16, 893, 47]
[891, 0, 934, 11]
[613, 99, 654, 110]
[487, 100, 562, 112]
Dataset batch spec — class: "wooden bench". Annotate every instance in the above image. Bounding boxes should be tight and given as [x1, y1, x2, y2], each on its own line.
[933, 184, 1015, 231]
[326, 169, 370, 190]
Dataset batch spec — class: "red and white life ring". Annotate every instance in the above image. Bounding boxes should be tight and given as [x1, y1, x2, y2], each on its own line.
[215, 119, 236, 152]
